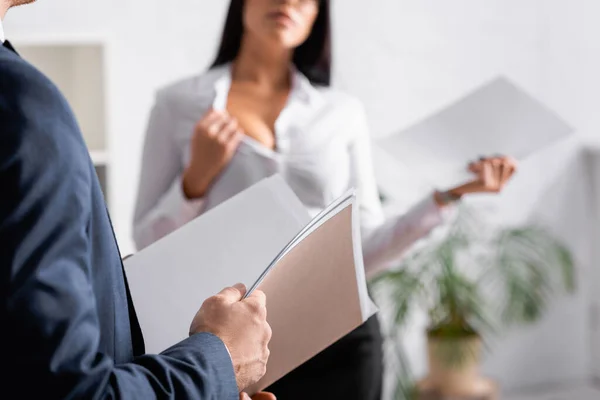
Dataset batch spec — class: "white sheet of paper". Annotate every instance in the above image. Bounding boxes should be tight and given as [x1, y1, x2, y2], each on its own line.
[124, 175, 311, 354]
[376, 77, 574, 189]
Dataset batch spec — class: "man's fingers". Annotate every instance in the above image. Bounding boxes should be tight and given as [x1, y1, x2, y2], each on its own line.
[245, 289, 266, 307]
[217, 283, 247, 303]
[233, 282, 247, 293]
[244, 290, 267, 319]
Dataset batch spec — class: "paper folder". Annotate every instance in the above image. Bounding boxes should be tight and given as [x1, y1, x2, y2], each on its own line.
[123, 174, 376, 394]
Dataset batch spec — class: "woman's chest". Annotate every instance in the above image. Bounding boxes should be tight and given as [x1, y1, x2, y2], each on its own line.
[226, 86, 287, 151]
[173, 101, 355, 209]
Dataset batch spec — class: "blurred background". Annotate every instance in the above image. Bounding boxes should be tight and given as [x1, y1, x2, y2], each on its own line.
[4, 0, 600, 398]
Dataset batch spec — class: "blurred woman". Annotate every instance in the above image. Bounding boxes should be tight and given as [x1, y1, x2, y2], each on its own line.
[133, 0, 516, 398]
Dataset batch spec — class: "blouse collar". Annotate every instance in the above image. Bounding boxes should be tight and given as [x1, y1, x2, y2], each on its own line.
[210, 63, 324, 111]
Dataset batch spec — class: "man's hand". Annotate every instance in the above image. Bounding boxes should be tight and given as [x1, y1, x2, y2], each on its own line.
[240, 392, 277, 400]
[190, 284, 272, 391]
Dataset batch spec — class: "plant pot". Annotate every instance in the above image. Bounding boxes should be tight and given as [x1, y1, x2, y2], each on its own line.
[416, 334, 498, 398]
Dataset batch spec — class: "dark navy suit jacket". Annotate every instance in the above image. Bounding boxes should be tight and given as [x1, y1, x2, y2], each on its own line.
[0, 41, 238, 399]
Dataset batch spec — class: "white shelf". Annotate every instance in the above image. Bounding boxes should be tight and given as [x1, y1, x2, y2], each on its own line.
[8, 33, 109, 47]
[89, 150, 109, 166]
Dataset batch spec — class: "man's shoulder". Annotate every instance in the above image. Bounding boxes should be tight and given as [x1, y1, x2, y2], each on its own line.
[0, 47, 77, 134]
[0, 47, 71, 117]
[0, 48, 86, 168]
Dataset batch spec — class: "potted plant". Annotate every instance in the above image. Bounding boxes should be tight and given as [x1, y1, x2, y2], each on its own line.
[370, 205, 575, 399]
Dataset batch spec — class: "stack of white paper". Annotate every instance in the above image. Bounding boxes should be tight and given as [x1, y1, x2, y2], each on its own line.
[376, 77, 574, 190]
[123, 175, 376, 394]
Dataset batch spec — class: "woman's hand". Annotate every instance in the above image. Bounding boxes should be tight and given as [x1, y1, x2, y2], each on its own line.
[434, 156, 518, 207]
[240, 392, 276, 400]
[182, 109, 244, 199]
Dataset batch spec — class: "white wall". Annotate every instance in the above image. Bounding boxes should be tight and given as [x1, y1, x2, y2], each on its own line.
[4, 0, 600, 395]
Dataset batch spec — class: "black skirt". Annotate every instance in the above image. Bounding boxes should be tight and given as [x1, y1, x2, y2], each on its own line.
[266, 315, 384, 400]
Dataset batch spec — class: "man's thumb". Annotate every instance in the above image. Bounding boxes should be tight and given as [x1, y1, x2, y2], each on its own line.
[218, 283, 247, 302]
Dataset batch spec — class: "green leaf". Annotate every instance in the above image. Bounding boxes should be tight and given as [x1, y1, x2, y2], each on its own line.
[371, 269, 424, 329]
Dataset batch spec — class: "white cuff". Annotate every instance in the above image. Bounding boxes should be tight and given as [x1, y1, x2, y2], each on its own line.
[161, 176, 206, 225]
[424, 193, 457, 226]
[412, 194, 449, 232]
[133, 176, 206, 250]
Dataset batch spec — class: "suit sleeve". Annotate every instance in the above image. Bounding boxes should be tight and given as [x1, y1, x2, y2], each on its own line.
[0, 65, 238, 400]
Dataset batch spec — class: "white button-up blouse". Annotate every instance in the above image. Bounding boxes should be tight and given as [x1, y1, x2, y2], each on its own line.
[133, 64, 448, 277]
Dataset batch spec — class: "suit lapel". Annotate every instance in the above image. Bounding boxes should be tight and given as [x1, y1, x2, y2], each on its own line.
[3, 40, 19, 55]
[104, 208, 146, 356]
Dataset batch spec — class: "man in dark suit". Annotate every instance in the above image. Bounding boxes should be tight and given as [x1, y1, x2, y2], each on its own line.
[0, 2, 275, 399]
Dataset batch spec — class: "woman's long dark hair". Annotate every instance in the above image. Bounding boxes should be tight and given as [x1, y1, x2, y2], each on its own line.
[210, 0, 331, 87]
